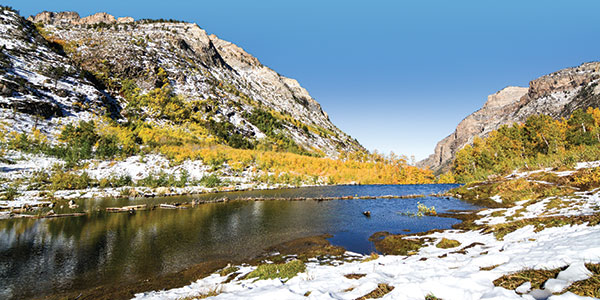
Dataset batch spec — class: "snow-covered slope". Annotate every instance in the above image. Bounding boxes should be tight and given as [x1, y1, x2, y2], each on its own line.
[0, 7, 117, 137]
[15, 9, 363, 156]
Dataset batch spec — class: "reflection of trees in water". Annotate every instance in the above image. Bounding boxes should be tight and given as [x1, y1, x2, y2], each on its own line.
[0, 184, 472, 299]
[0, 200, 311, 299]
[1, 192, 418, 300]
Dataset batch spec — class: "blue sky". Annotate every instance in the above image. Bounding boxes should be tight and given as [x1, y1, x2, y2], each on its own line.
[6, 0, 600, 160]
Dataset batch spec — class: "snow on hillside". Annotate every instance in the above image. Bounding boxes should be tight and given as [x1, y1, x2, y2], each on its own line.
[29, 11, 362, 156]
[0, 8, 117, 139]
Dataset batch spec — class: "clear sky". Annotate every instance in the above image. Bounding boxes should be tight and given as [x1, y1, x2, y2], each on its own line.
[5, 0, 600, 160]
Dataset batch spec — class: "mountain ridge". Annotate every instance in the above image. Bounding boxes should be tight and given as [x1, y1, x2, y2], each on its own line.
[1, 8, 363, 157]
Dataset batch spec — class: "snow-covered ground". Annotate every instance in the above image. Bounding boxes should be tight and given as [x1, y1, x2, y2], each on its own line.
[476, 190, 600, 226]
[507, 161, 600, 180]
[132, 165, 600, 300]
[134, 224, 600, 300]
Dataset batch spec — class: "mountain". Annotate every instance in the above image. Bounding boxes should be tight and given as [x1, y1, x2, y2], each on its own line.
[419, 62, 600, 173]
[0, 8, 362, 156]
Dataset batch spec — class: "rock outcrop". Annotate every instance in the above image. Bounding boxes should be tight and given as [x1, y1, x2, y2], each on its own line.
[77, 12, 116, 25]
[420, 62, 600, 173]
[27, 11, 133, 25]
[117, 17, 134, 24]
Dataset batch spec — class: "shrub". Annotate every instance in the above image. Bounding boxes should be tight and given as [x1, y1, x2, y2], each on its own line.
[374, 236, 424, 256]
[99, 174, 133, 188]
[50, 170, 93, 190]
[137, 171, 169, 188]
[2, 185, 18, 200]
[570, 167, 600, 189]
[96, 134, 120, 158]
[199, 174, 221, 188]
[58, 121, 99, 166]
[206, 119, 254, 149]
[243, 108, 282, 137]
[417, 202, 437, 216]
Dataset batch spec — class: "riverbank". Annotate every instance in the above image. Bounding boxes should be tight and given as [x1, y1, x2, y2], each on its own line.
[1, 150, 447, 220]
[132, 163, 600, 299]
[0, 150, 321, 210]
[0, 192, 428, 220]
[44, 235, 348, 300]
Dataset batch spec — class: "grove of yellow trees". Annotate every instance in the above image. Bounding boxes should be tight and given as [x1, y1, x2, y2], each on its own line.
[453, 108, 600, 183]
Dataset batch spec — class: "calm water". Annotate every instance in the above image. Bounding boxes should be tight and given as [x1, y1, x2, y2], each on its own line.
[0, 184, 476, 299]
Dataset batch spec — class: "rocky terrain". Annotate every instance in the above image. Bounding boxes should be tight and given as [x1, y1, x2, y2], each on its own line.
[420, 62, 600, 173]
[0, 8, 117, 137]
[1, 8, 362, 156]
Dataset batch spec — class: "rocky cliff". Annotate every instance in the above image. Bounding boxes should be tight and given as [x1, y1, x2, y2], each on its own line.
[0, 8, 362, 156]
[27, 11, 133, 25]
[420, 62, 600, 173]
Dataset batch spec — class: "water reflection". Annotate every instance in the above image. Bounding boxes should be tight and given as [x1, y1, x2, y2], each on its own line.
[0, 184, 475, 299]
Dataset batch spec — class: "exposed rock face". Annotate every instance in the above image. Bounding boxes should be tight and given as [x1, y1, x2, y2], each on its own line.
[28, 11, 133, 25]
[419, 86, 528, 173]
[208, 34, 332, 128]
[117, 17, 134, 24]
[77, 12, 116, 25]
[27, 11, 80, 25]
[3, 8, 362, 156]
[420, 62, 600, 173]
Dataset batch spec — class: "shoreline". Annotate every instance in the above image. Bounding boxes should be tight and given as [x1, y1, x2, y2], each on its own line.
[130, 164, 600, 300]
[0, 182, 437, 219]
[6, 162, 600, 299]
[41, 209, 474, 300]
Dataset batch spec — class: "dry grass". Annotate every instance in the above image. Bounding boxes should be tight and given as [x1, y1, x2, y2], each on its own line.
[344, 273, 367, 279]
[176, 288, 221, 300]
[246, 259, 306, 281]
[218, 265, 239, 277]
[493, 267, 564, 291]
[484, 213, 600, 240]
[354, 283, 394, 300]
[425, 293, 442, 300]
[479, 264, 501, 271]
[450, 177, 574, 208]
[566, 263, 600, 298]
[373, 235, 425, 256]
[494, 263, 600, 298]
[362, 253, 379, 262]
